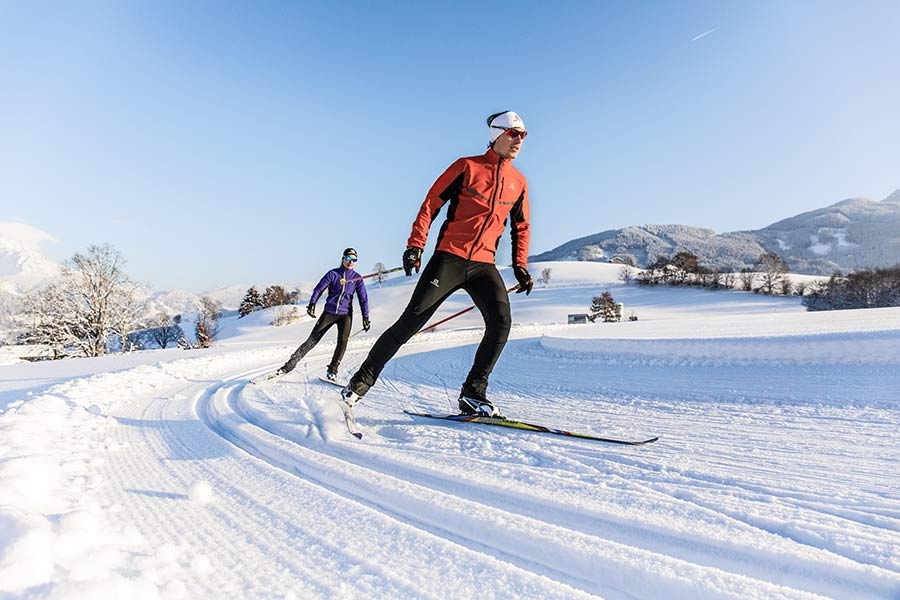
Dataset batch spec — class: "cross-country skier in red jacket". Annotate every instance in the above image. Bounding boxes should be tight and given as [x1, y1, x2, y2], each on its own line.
[341, 111, 533, 417]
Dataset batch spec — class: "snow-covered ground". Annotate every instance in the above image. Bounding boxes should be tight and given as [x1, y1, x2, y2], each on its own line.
[1, 262, 898, 599]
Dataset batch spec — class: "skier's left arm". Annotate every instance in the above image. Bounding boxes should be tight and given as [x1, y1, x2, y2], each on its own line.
[510, 186, 533, 295]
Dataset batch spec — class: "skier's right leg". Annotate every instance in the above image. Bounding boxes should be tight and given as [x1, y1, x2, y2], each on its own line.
[326, 315, 353, 377]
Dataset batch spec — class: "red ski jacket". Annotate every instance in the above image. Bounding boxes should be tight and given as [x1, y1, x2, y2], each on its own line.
[407, 148, 530, 267]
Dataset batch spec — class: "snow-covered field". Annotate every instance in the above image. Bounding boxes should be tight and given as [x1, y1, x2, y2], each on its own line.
[1, 262, 898, 599]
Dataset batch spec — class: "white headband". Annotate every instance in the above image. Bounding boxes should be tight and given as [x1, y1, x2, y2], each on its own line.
[488, 111, 526, 144]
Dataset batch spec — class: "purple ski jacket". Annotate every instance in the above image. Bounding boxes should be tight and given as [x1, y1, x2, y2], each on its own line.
[309, 266, 369, 318]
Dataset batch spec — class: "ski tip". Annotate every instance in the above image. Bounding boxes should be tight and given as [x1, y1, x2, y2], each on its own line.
[351, 432, 363, 440]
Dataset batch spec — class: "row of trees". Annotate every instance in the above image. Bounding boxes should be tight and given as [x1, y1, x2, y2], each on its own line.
[16, 244, 223, 358]
[238, 285, 302, 317]
[627, 251, 803, 296]
[802, 265, 900, 310]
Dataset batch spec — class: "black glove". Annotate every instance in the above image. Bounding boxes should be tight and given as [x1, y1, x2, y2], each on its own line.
[402, 246, 423, 276]
[514, 265, 533, 295]
[306, 304, 316, 318]
[362, 317, 371, 331]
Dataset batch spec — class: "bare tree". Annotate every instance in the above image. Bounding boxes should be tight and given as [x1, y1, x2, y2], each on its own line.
[148, 312, 184, 349]
[618, 264, 635, 286]
[262, 285, 288, 308]
[540, 267, 552, 286]
[0, 291, 24, 345]
[110, 279, 147, 353]
[372, 262, 388, 285]
[195, 296, 222, 348]
[721, 271, 737, 290]
[22, 244, 143, 357]
[778, 276, 793, 296]
[739, 268, 755, 292]
[670, 251, 699, 285]
[21, 279, 76, 356]
[755, 252, 789, 295]
[272, 305, 298, 326]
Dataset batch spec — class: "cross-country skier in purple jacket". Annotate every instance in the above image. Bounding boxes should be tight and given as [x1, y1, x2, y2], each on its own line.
[275, 248, 370, 381]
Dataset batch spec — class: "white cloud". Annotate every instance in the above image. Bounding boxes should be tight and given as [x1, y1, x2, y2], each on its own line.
[690, 27, 719, 42]
[0, 221, 58, 253]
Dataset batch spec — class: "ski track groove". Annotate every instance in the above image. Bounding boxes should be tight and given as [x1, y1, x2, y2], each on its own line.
[199, 373, 884, 600]
[108, 382, 339, 598]
[200, 377, 609, 599]
[83, 330, 900, 600]
[200, 376, 836, 600]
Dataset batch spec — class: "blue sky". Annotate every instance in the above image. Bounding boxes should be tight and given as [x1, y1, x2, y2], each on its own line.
[2, 1, 898, 292]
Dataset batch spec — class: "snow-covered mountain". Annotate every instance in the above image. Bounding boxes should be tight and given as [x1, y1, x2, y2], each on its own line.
[532, 190, 900, 275]
[757, 192, 900, 274]
[0, 223, 61, 294]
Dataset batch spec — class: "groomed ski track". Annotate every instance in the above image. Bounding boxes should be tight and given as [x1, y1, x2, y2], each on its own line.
[94, 318, 900, 600]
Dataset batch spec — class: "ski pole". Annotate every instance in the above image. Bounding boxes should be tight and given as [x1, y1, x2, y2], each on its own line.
[348, 327, 367, 339]
[417, 285, 519, 334]
[342, 265, 404, 285]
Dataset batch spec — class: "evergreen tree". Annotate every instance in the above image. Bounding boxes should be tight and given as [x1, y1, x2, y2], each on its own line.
[239, 286, 263, 317]
[600, 291, 618, 322]
[588, 295, 604, 322]
[588, 291, 619, 323]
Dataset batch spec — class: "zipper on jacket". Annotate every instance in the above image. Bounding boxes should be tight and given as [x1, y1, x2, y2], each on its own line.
[468, 158, 503, 261]
[337, 268, 348, 312]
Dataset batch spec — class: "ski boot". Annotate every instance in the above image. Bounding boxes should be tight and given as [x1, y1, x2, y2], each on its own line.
[458, 393, 502, 418]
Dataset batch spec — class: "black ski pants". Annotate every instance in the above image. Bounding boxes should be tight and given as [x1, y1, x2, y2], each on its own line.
[350, 251, 511, 398]
[281, 312, 352, 374]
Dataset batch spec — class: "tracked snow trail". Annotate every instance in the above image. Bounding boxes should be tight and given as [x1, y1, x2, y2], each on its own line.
[97, 362, 600, 599]
[180, 327, 899, 599]
[5, 266, 899, 599]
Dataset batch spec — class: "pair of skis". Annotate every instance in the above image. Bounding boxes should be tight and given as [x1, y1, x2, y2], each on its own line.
[257, 373, 657, 445]
[339, 404, 656, 445]
[331, 386, 656, 445]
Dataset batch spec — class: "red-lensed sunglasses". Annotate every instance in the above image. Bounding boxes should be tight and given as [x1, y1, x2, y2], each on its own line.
[492, 126, 527, 140]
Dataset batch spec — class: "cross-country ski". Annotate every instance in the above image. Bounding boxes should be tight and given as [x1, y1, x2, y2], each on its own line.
[403, 410, 658, 445]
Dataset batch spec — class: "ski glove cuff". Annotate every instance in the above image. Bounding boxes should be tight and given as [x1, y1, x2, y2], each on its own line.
[307, 304, 316, 318]
[403, 246, 423, 276]
[514, 266, 533, 295]
[362, 317, 371, 331]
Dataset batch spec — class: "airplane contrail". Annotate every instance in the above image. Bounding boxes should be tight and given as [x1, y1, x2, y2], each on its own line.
[691, 27, 719, 42]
